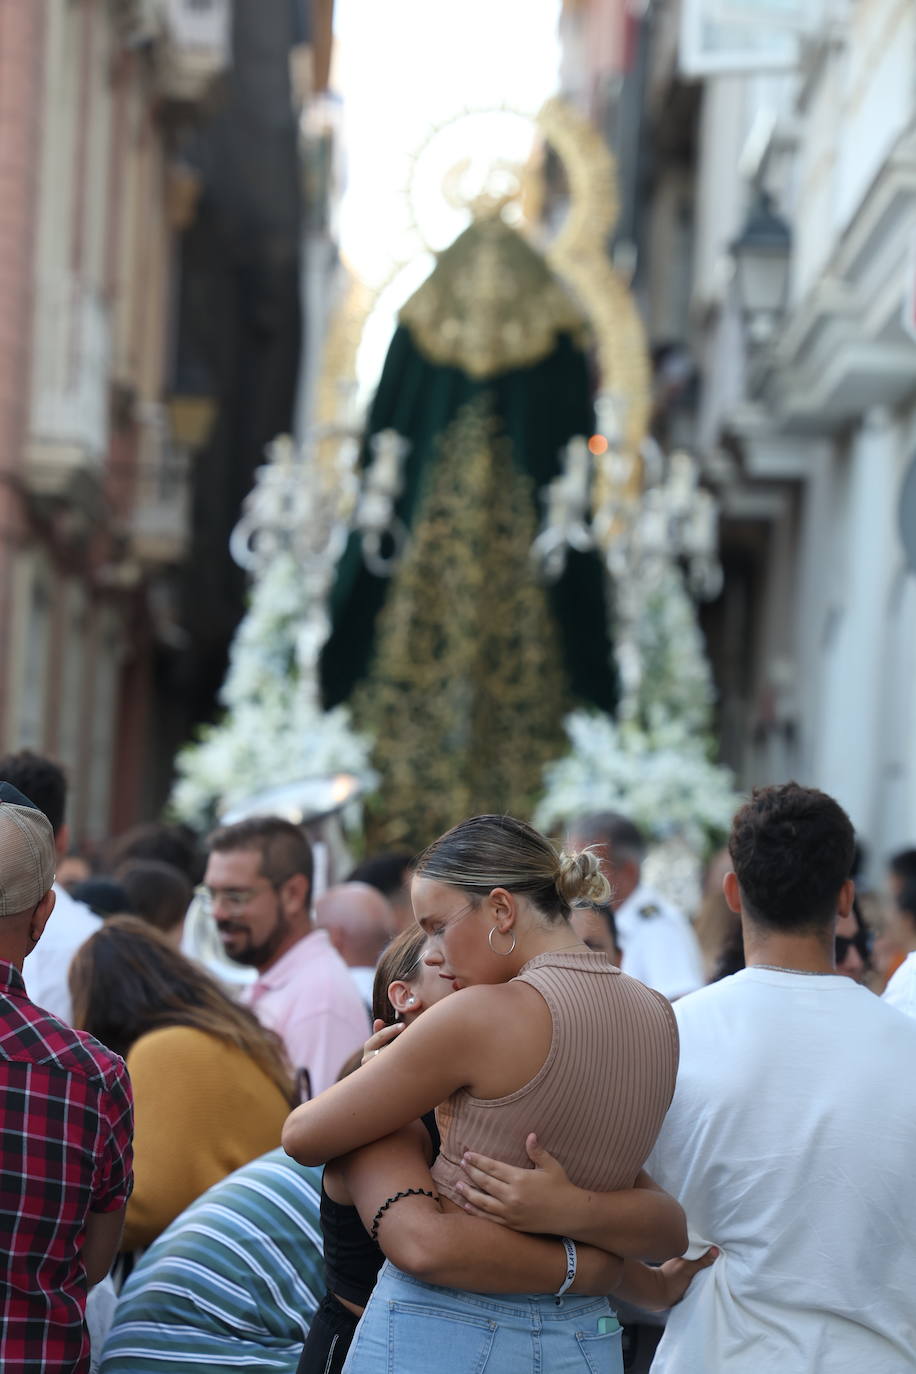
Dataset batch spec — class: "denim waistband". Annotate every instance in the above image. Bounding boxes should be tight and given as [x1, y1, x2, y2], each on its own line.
[378, 1262, 615, 1321]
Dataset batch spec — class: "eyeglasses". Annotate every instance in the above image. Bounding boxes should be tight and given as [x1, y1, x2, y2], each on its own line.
[835, 932, 871, 964]
[194, 883, 275, 916]
[419, 900, 475, 939]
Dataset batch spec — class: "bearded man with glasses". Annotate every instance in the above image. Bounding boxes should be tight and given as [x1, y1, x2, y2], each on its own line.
[202, 817, 368, 1098]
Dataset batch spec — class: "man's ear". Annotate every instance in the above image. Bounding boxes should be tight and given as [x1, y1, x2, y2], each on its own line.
[723, 870, 742, 915]
[621, 857, 641, 888]
[30, 889, 57, 945]
[836, 878, 855, 919]
[279, 872, 309, 916]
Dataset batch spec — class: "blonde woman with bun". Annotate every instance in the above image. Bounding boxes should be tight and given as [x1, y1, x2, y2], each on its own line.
[284, 815, 681, 1374]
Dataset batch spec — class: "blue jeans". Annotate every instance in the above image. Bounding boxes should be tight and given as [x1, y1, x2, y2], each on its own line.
[342, 1262, 623, 1374]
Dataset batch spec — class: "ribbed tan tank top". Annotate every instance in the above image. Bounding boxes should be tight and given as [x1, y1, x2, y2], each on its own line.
[431, 951, 678, 1205]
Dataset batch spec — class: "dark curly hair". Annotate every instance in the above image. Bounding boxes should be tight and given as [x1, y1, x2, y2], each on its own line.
[0, 750, 66, 834]
[728, 783, 855, 932]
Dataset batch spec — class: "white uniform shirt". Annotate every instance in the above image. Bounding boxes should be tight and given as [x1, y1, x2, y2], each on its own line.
[882, 950, 916, 1019]
[349, 965, 376, 1012]
[647, 968, 916, 1374]
[22, 883, 101, 1024]
[614, 881, 703, 1000]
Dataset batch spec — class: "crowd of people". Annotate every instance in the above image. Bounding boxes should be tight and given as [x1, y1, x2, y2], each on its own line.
[1, 747, 915, 1372]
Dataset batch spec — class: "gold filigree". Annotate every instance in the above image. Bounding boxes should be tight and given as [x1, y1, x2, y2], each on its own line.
[313, 269, 373, 449]
[310, 101, 652, 531]
[353, 396, 569, 849]
[538, 97, 651, 486]
[398, 214, 588, 379]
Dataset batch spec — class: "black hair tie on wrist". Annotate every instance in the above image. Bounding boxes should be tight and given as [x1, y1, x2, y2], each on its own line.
[369, 1188, 438, 1242]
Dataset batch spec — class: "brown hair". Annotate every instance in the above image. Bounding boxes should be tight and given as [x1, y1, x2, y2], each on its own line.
[371, 926, 427, 1026]
[206, 815, 313, 890]
[69, 915, 295, 1103]
[414, 814, 609, 921]
[116, 860, 191, 935]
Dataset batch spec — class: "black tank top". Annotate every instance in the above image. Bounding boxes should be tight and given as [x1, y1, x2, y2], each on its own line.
[320, 1112, 441, 1307]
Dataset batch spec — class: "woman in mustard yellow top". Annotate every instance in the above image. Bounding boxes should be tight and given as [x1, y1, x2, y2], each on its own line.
[70, 916, 294, 1250]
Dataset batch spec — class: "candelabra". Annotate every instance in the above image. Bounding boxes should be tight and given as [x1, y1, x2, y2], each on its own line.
[530, 393, 723, 718]
[352, 429, 411, 576]
[531, 393, 722, 600]
[229, 432, 358, 702]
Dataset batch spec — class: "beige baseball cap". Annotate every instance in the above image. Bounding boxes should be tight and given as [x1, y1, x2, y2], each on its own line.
[0, 783, 56, 916]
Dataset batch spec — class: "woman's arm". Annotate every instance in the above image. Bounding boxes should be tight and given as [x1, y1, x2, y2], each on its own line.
[282, 988, 494, 1165]
[612, 1249, 719, 1311]
[338, 1127, 624, 1297]
[456, 1135, 688, 1262]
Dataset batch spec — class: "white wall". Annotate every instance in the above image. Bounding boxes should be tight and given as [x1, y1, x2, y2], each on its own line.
[807, 411, 899, 839]
[681, 0, 916, 864]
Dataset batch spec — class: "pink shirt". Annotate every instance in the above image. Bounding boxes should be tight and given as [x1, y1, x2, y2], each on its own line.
[243, 929, 369, 1098]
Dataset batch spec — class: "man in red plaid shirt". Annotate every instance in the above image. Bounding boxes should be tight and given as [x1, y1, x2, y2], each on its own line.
[0, 783, 133, 1373]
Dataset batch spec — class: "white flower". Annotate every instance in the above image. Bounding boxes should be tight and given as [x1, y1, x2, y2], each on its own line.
[170, 550, 376, 829]
[534, 708, 741, 852]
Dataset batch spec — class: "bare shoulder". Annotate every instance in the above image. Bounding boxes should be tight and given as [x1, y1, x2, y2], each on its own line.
[401, 982, 528, 1044]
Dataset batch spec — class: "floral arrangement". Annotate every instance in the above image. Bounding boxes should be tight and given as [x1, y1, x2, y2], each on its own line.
[533, 708, 741, 854]
[170, 552, 376, 830]
[623, 559, 717, 736]
[534, 548, 740, 855]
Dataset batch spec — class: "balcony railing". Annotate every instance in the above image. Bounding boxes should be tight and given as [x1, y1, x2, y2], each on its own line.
[130, 402, 191, 565]
[109, 0, 231, 100]
[29, 275, 111, 471]
[154, 0, 232, 102]
[108, 0, 160, 47]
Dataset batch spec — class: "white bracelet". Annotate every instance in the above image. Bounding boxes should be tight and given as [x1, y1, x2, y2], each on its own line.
[555, 1237, 577, 1296]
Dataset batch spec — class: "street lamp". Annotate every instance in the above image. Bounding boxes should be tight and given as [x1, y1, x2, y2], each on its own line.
[730, 188, 792, 344]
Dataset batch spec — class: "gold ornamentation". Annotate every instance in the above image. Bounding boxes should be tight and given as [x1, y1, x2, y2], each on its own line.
[353, 396, 569, 849]
[311, 100, 652, 494]
[398, 214, 588, 380]
[538, 97, 651, 493]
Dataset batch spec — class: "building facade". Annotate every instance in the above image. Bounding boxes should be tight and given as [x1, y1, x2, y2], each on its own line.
[0, 0, 229, 843]
[564, 0, 916, 868]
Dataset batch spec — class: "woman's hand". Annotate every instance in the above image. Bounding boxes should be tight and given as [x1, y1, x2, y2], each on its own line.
[360, 1019, 405, 1065]
[458, 1142, 688, 1261]
[615, 1247, 718, 1311]
[457, 1133, 574, 1234]
[656, 1248, 718, 1307]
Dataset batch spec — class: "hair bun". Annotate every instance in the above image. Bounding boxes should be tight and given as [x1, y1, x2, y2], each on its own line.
[555, 848, 611, 907]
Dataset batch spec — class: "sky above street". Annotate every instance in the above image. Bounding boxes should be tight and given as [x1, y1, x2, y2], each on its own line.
[333, 0, 562, 393]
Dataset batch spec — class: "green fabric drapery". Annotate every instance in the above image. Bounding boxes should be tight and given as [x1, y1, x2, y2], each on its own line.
[319, 216, 618, 845]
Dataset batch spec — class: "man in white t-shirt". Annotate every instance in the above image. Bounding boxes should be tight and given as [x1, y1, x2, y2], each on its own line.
[570, 812, 703, 1000]
[882, 875, 916, 1018]
[646, 782, 916, 1373]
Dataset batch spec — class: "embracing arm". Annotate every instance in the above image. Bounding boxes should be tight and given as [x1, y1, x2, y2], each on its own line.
[282, 990, 492, 1166]
[612, 1250, 718, 1311]
[458, 1135, 688, 1261]
[340, 1126, 624, 1297]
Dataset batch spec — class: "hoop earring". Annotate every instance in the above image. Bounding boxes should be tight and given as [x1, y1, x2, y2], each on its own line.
[488, 925, 517, 956]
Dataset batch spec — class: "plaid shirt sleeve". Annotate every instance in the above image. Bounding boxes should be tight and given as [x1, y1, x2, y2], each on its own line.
[92, 1055, 134, 1213]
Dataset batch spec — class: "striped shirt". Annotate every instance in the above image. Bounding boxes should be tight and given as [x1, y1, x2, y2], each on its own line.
[432, 951, 679, 1204]
[100, 1151, 325, 1372]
